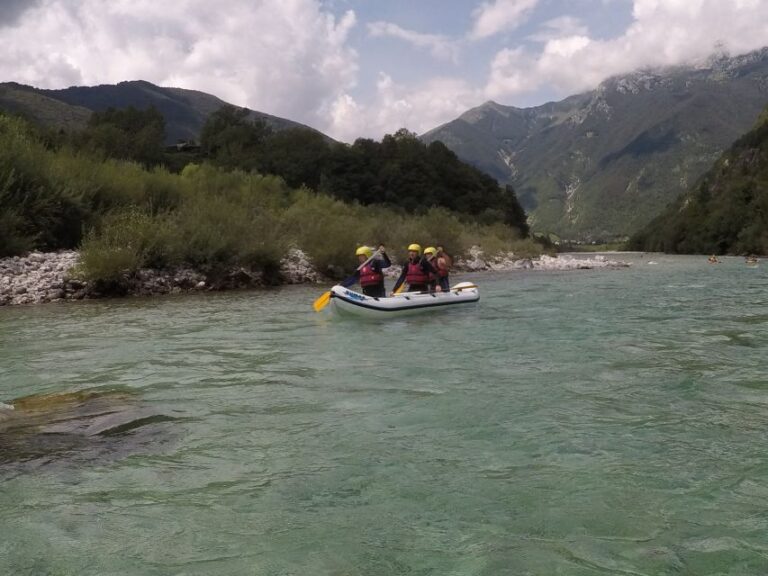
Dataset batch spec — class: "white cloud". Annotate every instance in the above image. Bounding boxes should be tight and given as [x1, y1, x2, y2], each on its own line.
[0, 0, 358, 138]
[469, 0, 540, 40]
[486, 48, 532, 96]
[527, 16, 588, 43]
[1, 0, 766, 143]
[367, 21, 460, 62]
[485, 0, 768, 100]
[329, 73, 481, 142]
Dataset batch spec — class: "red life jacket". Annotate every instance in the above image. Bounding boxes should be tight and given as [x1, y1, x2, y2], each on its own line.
[359, 263, 383, 287]
[435, 257, 450, 278]
[426, 260, 437, 282]
[405, 261, 429, 285]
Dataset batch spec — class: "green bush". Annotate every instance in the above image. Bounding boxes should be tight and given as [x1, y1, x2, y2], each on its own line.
[76, 211, 150, 282]
[0, 208, 34, 257]
[282, 192, 369, 273]
[77, 244, 142, 284]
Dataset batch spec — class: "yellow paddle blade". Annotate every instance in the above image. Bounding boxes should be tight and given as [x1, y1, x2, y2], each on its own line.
[394, 283, 406, 294]
[312, 290, 332, 312]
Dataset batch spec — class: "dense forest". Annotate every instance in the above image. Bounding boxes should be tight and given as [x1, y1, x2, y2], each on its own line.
[195, 105, 530, 233]
[38, 103, 530, 234]
[629, 105, 768, 254]
[0, 110, 538, 286]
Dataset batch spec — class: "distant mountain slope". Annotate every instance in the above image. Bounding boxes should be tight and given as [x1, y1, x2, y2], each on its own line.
[0, 80, 331, 144]
[0, 83, 91, 131]
[422, 48, 768, 240]
[629, 105, 768, 254]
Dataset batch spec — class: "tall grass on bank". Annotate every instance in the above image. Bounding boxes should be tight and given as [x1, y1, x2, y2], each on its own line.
[1, 114, 541, 283]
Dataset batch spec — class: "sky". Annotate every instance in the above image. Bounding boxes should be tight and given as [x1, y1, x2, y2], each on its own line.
[1, 0, 767, 142]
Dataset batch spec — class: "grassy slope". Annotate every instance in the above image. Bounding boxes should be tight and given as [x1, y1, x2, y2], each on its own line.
[0, 84, 92, 131]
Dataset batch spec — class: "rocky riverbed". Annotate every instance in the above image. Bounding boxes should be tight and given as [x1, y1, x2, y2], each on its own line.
[453, 246, 630, 272]
[0, 248, 320, 306]
[0, 251, 82, 306]
[0, 248, 628, 306]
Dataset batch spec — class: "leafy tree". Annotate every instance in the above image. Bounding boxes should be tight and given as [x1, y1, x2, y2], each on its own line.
[199, 105, 272, 170]
[257, 128, 332, 190]
[318, 128, 530, 236]
[199, 109, 532, 237]
[77, 106, 165, 167]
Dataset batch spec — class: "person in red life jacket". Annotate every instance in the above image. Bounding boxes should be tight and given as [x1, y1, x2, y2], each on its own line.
[423, 247, 439, 292]
[341, 245, 391, 297]
[434, 246, 452, 292]
[391, 243, 432, 294]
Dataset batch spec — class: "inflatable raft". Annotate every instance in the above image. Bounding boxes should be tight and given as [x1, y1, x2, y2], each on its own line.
[329, 282, 479, 318]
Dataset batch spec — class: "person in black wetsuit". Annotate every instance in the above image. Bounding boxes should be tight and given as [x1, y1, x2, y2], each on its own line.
[391, 243, 432, 294]
[341, 245, 391, 297]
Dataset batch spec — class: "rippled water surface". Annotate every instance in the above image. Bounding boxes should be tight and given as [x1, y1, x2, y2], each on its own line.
[2, 254, 767, 575]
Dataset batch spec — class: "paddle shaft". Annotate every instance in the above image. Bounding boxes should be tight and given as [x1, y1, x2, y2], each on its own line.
[353, 248, 382, 274]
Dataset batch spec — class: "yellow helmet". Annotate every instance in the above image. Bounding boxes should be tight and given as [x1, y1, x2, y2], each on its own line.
[423, 246, 437, 256]
[355, 246, 373, 258]
[407, 243, 422, 253]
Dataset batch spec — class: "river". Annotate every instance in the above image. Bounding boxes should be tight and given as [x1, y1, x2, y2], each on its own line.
[1, 254, 766, 575]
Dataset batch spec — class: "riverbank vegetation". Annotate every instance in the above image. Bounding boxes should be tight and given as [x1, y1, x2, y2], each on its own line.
[0, 113, 540, 285]
[629, 105, 768, 255]
[197, 105, 530, 233]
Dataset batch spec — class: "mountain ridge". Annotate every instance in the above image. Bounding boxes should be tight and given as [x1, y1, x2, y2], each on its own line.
[0, 80, 332, 144]
[421, 47, 768, 240]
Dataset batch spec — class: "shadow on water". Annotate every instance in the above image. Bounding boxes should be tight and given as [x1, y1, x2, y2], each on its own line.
[0, 387, 177, 472]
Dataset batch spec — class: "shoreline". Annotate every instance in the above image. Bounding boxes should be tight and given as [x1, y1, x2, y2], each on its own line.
[0, 249, 630, 307]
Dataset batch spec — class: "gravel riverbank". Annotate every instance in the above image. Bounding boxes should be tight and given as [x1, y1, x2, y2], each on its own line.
[0, 248, 628, 306]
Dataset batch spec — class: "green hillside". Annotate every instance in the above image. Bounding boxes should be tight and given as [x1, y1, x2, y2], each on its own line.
[422, 48, 768, 241]
[0, 80, 329, 144]
[0, 83, 91, 131]
[629, 105, 768, 255]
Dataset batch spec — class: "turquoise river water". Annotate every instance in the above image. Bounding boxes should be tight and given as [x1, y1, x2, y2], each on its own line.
[1, 254, 767, 575]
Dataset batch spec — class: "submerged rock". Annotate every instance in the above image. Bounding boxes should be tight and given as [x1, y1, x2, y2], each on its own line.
[0, 388, 174, 468]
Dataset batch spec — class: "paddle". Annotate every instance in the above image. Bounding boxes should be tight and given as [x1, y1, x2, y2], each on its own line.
[312, 248, 381, 312]
[393, 282, 477, 296]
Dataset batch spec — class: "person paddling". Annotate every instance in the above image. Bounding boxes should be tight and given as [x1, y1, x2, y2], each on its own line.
[434, 246, 452, 292]
[392, 243, 431, 294]
[423, 247, 439, 292]
[341, 245, 391, 297]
